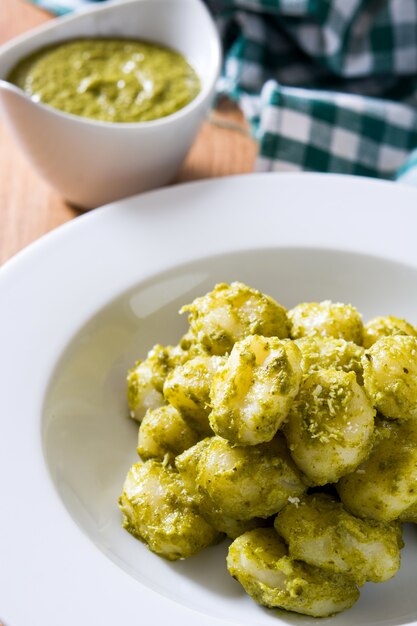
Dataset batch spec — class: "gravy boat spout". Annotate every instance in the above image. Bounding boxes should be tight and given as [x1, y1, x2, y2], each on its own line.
[0, 0, 221, 209]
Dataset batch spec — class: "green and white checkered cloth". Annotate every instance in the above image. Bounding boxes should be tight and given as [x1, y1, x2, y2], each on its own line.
[28, 0, 417, 183]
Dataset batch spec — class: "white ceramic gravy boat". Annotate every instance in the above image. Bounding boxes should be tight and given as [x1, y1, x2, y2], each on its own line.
[0, 0, 221, 208]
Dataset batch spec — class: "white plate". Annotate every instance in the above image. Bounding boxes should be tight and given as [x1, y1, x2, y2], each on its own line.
[0, 173, 416, 626]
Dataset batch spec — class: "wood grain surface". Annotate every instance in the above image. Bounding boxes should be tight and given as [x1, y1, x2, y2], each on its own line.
[0, 0, 257, 265]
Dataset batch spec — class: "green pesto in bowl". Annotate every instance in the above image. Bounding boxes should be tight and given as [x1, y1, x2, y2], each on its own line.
[8, 38, 201, 123]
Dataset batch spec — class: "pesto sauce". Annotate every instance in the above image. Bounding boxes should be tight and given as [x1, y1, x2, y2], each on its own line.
[8, 38, 201, 123]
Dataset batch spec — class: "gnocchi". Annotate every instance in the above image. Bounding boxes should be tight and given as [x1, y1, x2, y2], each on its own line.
[119, 282, 416, 618]
[187, 434, 305, 520]
[284, 369, 375, 485]
[137, 404, 199, 461]
[209, 335, 302, 445]
[295, 335, 364, 383]
[163, 354, 225, 436]
[119, 459, 220, 560]
[289, 300, 363, 344]
[363, 315, 417, 348]
[337, 417, 417, 522]
[181, 281, 289, 355]
[127, 343, 187, 421]
[362, 335, 417, 420]
[227, 528, 359, 617]
[175, 438, 266, 538]
[275, 493, 403, 585]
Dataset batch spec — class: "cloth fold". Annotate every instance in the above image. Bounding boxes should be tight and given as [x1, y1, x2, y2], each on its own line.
[27, 0, 417, 182]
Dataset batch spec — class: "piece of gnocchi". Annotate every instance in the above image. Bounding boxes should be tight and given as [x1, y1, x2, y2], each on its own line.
[337, 417, 417, 522]
[363, 315, 417, 349]
[209, 335, 302, 445]
[137, 405, 200, 461]
[275, 493, 403, 585]
[127, 343, 187, 422]
[193, 435, 306, 520]
[119, 459, 220, 560]
[227, 528, 359, 617]
[362, 335, 417, 421]
[163, 354, 225, 436]
[284, 369, 375, 485]
[181, 282, 289, 356]
[295, 336, 364, 384]
[175, 439, 265, 538]
[289, 300, 363, 345]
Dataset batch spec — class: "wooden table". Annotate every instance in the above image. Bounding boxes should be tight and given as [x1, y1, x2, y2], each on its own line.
[0, 0, 257, 265]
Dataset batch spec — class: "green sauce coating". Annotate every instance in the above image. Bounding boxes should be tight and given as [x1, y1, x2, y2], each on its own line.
[295, 336, 364, 384]
[127, 343, 190, 422]
[194, 435, 306, 520]
[284, 369, 375, 486]
[181, 282, 290, 356]
[362, 335, 417, 420]
[399, 501, 417, 523]
[209, 335, 302, 445]
[227, 528, 359, 617]
[163, 354, 225, 436]
[137, 405, 200, 462]
[8, 38, 200, 123]
[363, 315, 417, 348]
[275, 493, 403, 585]
[289, 300, 363, 345]
[119, 459, 220, 560]
[337, 417, 417, 522]
[176, 438, 268, 539]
